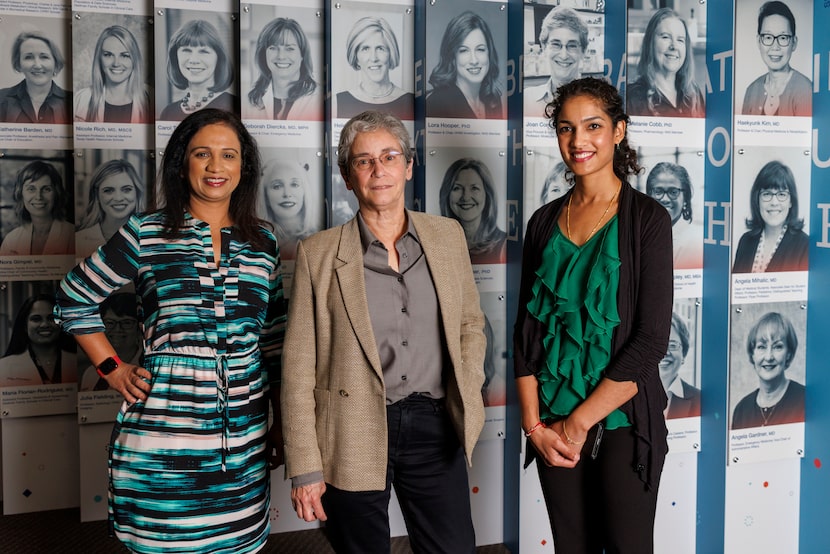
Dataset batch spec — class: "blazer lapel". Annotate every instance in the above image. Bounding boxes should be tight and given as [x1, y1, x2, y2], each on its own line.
[411, 213, 462, 365]
[335, 219, 385, 379]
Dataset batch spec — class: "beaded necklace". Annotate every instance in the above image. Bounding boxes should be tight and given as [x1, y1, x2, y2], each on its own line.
[181, 91, 215, 113]
[751, 224, 787, 273]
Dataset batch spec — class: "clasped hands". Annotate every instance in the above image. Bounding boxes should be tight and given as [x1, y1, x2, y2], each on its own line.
[529, 419, 586, 468]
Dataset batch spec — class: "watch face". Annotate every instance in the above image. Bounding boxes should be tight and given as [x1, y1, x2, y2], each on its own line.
[98, 357, 119, 375]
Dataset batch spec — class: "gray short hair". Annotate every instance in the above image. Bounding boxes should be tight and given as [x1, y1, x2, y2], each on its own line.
[337, 110, 413, 178]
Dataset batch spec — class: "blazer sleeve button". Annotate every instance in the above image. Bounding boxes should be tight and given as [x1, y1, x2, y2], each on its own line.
[339, 390, 349, 397]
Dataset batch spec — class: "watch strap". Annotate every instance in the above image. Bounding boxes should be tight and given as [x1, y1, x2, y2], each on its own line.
[96, 355, 123, 378]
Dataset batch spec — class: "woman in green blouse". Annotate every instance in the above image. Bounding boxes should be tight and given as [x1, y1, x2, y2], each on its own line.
[514, 77, 673, 553]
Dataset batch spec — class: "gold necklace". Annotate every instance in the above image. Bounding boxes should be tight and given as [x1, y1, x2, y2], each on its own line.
[566, 181, 622, 243]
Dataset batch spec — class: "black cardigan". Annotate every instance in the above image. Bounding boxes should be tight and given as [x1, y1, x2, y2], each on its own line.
[513, 182, 673, 488]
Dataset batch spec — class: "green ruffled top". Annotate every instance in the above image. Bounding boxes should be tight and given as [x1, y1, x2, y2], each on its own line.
[526, 216, 630, 429]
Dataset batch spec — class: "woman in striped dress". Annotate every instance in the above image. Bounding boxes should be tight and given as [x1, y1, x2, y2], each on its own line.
[55, 108, 286, 553]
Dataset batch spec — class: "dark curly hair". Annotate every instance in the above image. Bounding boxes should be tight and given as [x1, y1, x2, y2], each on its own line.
[545, 77, 641, 181]
[150, 108, 269, 249]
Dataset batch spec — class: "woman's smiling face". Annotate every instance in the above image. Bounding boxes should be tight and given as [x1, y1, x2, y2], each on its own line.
[101, 36, 134, 87]
[758, 187, 791, 229]
[27, 300, 60, 347]
[356, 31, 391, 83]
[98, 171, 138, 223]
[649, 171, 684, 225]
[454, 29, 490, 88]
[22, 175, 56, 219]
[758, 14, 795, 72]
[652, 16, 687, 76]
[751, 327, 791, 384]
[19, 38, 56, 87]
[545, 26, 583, 83]
[264, 160, 307, 222]
[449, 168, 486, 225]
[266, 30, 302, 82]
[177, 43, 218, 87]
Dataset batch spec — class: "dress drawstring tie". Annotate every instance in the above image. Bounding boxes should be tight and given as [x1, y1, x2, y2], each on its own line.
[216, 353, 229, 472]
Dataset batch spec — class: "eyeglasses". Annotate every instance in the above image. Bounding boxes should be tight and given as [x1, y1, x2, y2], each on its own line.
[104, 318, 138, 331]
[759, 190, 790, 202]
[350, 151, 404, 172]
[667, 340, 684, 352]
[545, 40, 582, 54]
[759, 33, 792, 47]
[651, 186, 683, 200]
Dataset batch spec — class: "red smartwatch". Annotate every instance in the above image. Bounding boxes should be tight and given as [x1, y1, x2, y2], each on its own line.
[96, 355, 122, 378]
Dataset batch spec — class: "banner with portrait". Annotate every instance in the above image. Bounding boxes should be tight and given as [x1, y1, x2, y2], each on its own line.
[733, 0, 812, 148]
[153, 0, 237, 148]
[327, 0, 415, 227]
[728, 300, 806, 465]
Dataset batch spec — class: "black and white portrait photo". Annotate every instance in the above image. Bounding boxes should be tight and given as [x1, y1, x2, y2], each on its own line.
[73, 149, 153, 259]
[258, 146, 324, 260]
[72, 13, 153, 124]
[634, 147, 704, 271]
[660, 299, 701, 420]
[0, 15, 72, 124]
[730, 301, 806, 430]
[523, 146, 572, 229]
[626, 3, 706, 118]
[0, 280, 77, 388]
[479, 291, 507, 408]
[0, 151, 74, 257]
[731, 147, 810, 274]
[154, 9, 238, 121]
[736, 0, 812, 117]
[332, 4, 414, 121]
[241, 5, 324, 121]
[426, 2, 506, 120]
[522, 3, 604, 119]
[76, 291, 141, 392]
[426, 147, 506, 265]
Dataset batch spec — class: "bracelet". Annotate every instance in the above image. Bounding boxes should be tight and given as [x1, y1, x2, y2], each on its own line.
[561, 420, 585, 446]
[524, 421, 545, 437]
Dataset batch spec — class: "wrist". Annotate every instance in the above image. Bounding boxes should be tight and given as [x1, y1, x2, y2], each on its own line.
[96, 355, 122, 378]
[561, 418, 586, 446]
[524, 421, 546, 437]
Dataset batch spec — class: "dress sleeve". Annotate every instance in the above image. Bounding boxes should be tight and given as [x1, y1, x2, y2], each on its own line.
[54, 215, 142, 334]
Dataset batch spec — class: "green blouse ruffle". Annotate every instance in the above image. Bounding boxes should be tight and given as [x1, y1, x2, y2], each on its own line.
[526, 217, 630, 429]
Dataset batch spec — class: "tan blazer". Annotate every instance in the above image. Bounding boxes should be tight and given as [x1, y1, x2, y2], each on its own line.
[282, 211, 486, 492]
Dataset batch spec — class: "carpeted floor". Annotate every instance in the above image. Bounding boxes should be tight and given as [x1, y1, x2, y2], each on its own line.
[0, 506, 511, 553]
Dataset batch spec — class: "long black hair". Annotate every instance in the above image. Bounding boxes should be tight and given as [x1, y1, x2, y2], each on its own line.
[4, 293, 70, 357]
[150, 108, 269, 249]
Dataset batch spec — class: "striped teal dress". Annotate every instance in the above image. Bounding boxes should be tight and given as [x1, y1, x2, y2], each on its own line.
[55, 212, 286, 553]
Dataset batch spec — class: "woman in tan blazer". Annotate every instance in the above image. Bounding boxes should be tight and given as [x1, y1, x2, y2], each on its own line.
[282, 110, 486, 553]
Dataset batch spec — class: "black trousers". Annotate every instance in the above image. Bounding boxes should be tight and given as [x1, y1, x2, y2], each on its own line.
[321, 394, 476, 554]
[535, 425, 661, 554]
